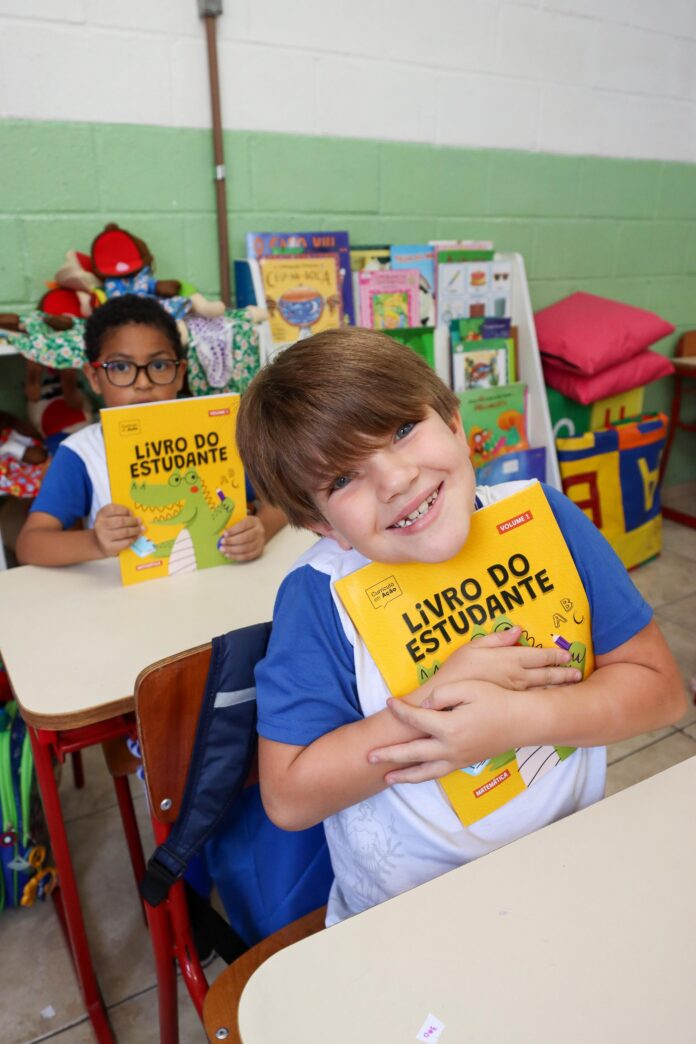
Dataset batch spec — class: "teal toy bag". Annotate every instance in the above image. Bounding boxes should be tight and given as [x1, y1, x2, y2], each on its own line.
[0, 701, 55, 910]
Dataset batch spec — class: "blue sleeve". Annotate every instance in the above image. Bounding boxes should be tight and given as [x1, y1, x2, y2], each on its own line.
[542, 483, 653, 655]
[245, 475, 255, 503]
[255, 564, 362, 746]
[30, 445, 93, 528]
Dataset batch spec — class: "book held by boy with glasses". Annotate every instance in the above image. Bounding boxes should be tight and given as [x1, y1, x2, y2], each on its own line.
[100, 383, 246, 586]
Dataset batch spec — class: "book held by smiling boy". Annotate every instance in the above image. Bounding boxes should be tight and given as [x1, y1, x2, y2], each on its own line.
[101, 393, 246, 586]
[335, 482, 594, 826]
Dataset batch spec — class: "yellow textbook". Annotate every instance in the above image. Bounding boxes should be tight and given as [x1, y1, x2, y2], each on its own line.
[334, 483, 595, 826]
[260, 254, 342, 346]
[101, 393, 247, 586]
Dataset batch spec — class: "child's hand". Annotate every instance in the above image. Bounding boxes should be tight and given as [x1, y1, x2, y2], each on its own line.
[218, 515, 266, 562]
[369, 680, 530, 785]
[433, 626, 580, 692]
[93, 504, 143, 558]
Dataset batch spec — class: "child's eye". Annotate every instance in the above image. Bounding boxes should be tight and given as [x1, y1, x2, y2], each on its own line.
[109, 361, 131, 374]
[395, 422, 416, 441]
[330, 474, 352, 493]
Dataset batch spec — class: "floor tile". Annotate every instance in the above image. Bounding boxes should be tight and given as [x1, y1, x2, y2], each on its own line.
[605, 731, 696, 797]
[630, 547, 696, 608]
[607, 727, 676, 764]
[662, 517, 696, 562]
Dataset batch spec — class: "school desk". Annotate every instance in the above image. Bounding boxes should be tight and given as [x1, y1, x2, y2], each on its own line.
[0, 525, 316, 1044]
[229, 757, 696, 1044]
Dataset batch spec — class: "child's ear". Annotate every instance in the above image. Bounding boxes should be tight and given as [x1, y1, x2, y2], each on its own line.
[310, 521, 352, 551]
[83, 361, 102, 396]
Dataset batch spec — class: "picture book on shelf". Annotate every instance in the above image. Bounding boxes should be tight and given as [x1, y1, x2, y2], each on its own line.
[459, 382, 529, 469]
[455, 344, 509, 390]
[101, 393, 247, 587]
[358, 269, 420, 330]
[390, 244, 435, 326]
[475, 446, 546, 484]
[334, 482, 594, 827]
[245, 230, 354, 324]
[260, 254, 342, 346]
[349, 245, 391, 271]
[436, 255, 512, 324]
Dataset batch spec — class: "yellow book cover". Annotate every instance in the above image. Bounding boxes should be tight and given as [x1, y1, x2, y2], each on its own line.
[334, 483, 595, 826]
[260, 254, 342, 345]
[101, 393, 247, 586]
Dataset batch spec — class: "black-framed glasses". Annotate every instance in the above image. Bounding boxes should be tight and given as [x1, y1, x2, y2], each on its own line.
[91, 358, 181, 388]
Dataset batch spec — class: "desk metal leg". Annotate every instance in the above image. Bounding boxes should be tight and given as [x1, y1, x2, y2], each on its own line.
[29, 726, 116, 1044]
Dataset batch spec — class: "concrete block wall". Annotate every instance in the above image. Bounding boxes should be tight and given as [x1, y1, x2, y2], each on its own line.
[1, 0, 695, 483]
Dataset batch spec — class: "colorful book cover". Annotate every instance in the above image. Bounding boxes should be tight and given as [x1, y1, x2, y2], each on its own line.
[390, 244, 435, 326]
[101, 393, 247, 587]
[334, 482, 594, 827]
[459, 382, 529, 468]
[349, 245, 391, 272]
[245, 230, 354, 325]
[452, 336, 516, 392]
[475, 446, 546, 485]
[358, 269, 420, 330]
[455, 345, 509, 390]
[259, 254, 343, 346]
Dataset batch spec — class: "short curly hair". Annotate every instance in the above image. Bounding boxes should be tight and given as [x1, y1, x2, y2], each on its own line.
[237, 327, 459, 529]
[83, 295, 184, 362]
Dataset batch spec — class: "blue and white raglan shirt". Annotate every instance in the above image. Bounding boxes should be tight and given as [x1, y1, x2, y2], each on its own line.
[255, 480, 653, 926]
[31, 421, 257, 528]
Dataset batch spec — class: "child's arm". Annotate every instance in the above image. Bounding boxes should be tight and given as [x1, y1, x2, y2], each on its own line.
[16, 505, 142, 566]
[368, 619, 686, 784]
[218, 501, 288, 563]
[258, 628, 581, 831]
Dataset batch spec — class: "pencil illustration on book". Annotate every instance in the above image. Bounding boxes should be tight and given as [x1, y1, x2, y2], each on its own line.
[335, 484, 593, 826]
[101, 393, 247, 586]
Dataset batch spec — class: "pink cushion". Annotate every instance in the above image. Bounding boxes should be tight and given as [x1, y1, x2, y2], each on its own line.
[543, 350, 674, 405]
[535, 292, 674, 375]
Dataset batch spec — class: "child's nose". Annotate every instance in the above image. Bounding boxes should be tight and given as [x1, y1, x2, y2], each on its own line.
[371, 450, 418, 501]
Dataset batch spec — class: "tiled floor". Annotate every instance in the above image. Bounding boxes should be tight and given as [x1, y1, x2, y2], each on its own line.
[1, 516, 696, 1043]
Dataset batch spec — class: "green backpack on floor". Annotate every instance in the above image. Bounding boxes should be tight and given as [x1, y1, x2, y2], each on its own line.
[0, 701, 55, 910]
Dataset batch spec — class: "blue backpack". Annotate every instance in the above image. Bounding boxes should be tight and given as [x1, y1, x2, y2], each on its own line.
[0, 701, 55, 910]
[139, 624, 333, 955]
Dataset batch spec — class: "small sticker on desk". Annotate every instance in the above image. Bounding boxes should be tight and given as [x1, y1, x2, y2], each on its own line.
[417, 1013, 445, 1042]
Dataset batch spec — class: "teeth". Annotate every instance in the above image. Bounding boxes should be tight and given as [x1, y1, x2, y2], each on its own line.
[392, 488, 439, 529]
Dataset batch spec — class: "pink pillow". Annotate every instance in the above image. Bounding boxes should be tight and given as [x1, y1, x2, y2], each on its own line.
[535, 292, 674, 375]
[543, 350, 674, 405]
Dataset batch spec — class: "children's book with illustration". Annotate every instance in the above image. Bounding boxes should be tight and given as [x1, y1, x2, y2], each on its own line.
[458, 382, 529, 468]
[245, 230, 355, 325]
[390, 244, 435, 326]
[454, 344, 510, 390]
[358, 269, 420, 330]
[335, 482, 594, 827]
[101, 393, 247, 587]
[259, 254, 343, 346]
[475, 446, 546, 484]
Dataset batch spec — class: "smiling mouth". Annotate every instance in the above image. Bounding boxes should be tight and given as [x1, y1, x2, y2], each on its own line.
[390, 486, 441, 529]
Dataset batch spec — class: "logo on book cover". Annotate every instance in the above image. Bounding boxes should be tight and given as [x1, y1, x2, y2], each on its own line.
[365, 576, 402, 610]
[497, 509, 533, 535]
[118, 420, 142, 437]
[208, 408, 230, 417]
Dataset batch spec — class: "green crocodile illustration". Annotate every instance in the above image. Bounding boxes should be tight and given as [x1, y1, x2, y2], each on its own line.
[131, 467, 234, 572]
[413, 615, 586, 773]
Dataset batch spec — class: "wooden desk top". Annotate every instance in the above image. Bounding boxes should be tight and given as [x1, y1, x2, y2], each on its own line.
[237, 757, 696, 1044]
[0, 526, 316, 729]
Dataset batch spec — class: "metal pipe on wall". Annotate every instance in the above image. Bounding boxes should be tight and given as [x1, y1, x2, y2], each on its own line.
[199, 0, 231, 307]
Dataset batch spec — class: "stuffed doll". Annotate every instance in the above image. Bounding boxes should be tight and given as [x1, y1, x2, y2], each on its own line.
[0, 411, 48, 499]
[91, 224, 225, 321]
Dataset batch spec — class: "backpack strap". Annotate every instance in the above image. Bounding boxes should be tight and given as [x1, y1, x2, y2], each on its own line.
[140, 621, 271, 907]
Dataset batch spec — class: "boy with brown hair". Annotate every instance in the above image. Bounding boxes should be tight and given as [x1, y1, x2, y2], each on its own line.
[237, 328, 685, 925]
[17, 295, 286, 566]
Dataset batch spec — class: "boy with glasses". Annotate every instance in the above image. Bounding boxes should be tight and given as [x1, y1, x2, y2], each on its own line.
[17, 295, 286, 566]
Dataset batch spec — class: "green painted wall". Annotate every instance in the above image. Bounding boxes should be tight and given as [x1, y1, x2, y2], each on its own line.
[2, 118, 695, 484]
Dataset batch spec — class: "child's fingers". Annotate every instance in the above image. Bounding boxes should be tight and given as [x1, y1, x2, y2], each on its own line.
[369, 734, 442, 766]
[470, 627, 522, 647]
[384, 760, 453, 785]
[527, 666, 582, 688]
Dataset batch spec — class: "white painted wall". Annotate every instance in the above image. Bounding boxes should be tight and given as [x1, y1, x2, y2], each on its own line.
[1, 0, 695, 161]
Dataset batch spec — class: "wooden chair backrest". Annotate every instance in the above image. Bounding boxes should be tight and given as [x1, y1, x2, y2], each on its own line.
[134, 642, 212, 825]
[677, 331, 696, 358]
